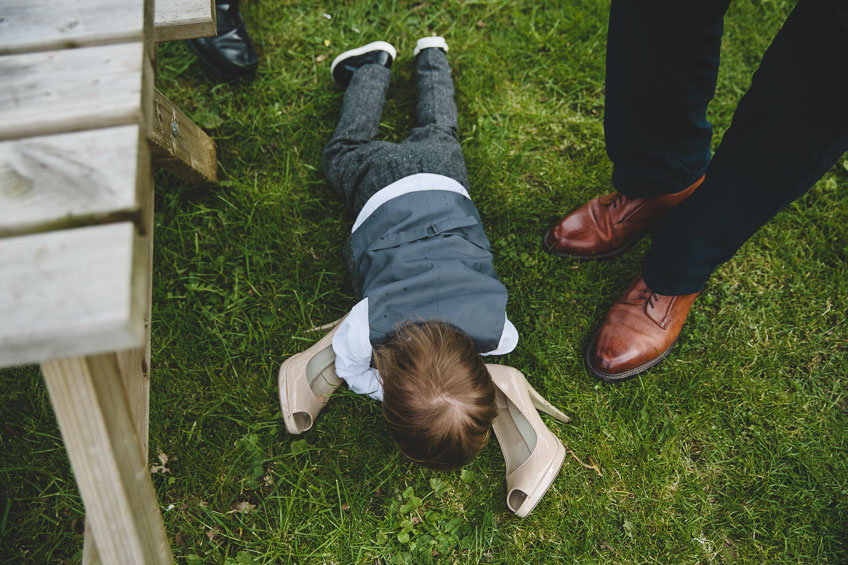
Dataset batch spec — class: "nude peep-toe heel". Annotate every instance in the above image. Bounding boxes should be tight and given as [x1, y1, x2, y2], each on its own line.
[278, 316, 346, 434]
[487, 364, 570, 518]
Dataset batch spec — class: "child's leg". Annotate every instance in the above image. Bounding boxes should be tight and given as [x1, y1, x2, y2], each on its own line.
[322, 64, 392, 210]
[410, 45, 459, 140]
[403, 44, 470, 189]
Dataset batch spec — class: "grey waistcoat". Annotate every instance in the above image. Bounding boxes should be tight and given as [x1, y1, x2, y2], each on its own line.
[343, 190, 507, 352]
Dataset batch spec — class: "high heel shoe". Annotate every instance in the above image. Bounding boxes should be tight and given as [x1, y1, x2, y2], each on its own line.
[487, 364, 570, 518]
[278, 316, 346, 434]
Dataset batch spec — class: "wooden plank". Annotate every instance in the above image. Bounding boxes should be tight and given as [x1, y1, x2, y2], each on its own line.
[150, 89, 217, 183]
[0, 222, 145, 368]
[0, 125, 148, 238]
[41, 353, 172, 564]
[82, 532, 102, 565]
[0, 0, 145, 55]
[118, 164, 154, 454]
[155, 0, 217, 42]
[80, 152, 156, 565]
[0, 43, 149, 142]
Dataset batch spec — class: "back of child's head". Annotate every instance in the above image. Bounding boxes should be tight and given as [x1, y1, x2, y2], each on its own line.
[374, 320, 497, 470]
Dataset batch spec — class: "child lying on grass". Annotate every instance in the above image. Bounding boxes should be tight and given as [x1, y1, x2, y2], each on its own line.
[279, 38, 569, 517]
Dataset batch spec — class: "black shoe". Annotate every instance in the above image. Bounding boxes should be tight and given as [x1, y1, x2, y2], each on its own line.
[330, 41, 396, 87]
[188, 0, 258, 81]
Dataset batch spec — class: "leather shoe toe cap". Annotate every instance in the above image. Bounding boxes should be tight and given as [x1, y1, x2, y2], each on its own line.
[585, 315, 670, 381]
[586, 331, 648, 377]
[545, 218, 594, 256]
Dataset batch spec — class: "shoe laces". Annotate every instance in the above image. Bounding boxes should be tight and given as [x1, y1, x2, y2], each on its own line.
[599, 192, 628, 209]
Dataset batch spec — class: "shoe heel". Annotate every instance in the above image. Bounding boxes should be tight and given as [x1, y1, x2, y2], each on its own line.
[487, 363, 567, 517]
[279, 316, 347, 434]
[305, 345, 341, 396]
[526, 382, 570, 423]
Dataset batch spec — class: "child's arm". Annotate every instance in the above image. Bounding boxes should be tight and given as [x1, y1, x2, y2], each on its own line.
[332, 298, 384, 400]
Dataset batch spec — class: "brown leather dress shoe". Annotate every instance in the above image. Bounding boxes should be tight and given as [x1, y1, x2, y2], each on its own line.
[585, 274, 699, 382]
[544, 175, 704, 259]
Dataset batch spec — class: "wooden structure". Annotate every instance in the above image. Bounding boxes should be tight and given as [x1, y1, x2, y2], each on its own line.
[0, 0, 217, 562]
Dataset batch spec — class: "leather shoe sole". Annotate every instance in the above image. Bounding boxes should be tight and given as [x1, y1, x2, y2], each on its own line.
[583, 329, 677, 383]
[542, 225, 648, 260]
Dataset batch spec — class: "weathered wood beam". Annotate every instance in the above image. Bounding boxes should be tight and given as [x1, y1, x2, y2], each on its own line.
[0, 43, 151, 141]
[149, 89, 217, 184]
[0, 125, 149, 238]
[41, 353, 172, 565]
[0, 223, 145, 368]
[155, 0, 217, 42]
[0, 0, 147, 55]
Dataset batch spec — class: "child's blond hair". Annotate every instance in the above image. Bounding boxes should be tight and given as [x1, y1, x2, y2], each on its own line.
[374, 320, 497, 470]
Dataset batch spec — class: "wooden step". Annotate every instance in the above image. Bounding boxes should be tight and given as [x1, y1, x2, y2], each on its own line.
[154, 0, 217, 42]
[0, 125, 148, 238]
[0, 222, 145, 368]
[0, 0, 214, 54]
[0, 0, 147, 55]
[0, 42, 151, 142]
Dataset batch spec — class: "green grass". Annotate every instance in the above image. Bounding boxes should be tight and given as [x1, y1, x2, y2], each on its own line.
[2, 1, 847, 562]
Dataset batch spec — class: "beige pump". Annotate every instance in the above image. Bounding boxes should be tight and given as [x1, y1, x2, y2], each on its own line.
[487, 364, 570, 518]
[278, 317, 346, 434]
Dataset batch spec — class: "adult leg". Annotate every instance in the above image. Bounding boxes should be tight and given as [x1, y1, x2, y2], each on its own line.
[322, 64, 392, 212]
[588, 0, 848, 381]
[545, 1, 730, 258]
[643, 0, 848, 294]
[605, 1, 729, 197]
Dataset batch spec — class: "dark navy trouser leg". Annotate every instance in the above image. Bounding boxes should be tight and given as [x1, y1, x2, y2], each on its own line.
[643, 0, 848, 294]
[605, 0, 729, 198]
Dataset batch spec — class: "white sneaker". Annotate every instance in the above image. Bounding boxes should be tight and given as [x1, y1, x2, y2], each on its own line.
[330, 41, 397, 86]
[414, 36, 449, 57]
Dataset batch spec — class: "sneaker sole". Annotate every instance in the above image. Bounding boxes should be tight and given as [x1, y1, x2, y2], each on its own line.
[330, 41, 397, 75]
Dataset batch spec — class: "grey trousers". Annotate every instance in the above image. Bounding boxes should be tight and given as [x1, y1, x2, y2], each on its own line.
[322, 47, 470, 217]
